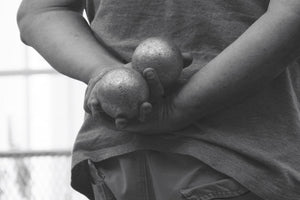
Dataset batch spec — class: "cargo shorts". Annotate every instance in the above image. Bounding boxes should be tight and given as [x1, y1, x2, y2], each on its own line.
[88, 150, 264, 200]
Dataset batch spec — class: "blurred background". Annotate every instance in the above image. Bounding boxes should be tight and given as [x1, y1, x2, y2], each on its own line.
[0, 1, 88, 199]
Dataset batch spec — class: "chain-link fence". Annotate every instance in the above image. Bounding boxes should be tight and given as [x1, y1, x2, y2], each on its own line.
[0, 150, 88, 200]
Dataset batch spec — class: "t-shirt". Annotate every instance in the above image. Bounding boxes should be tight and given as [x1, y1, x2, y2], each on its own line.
[71, 1, 300, 200]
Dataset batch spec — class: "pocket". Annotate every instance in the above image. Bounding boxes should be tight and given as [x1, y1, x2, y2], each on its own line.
[180, 178, 249, 200]
[88, 160, 116, 200]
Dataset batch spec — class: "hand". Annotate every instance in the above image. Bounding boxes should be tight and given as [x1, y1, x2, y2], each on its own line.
[84, 63, 153, 129]
[118, 52, 194, 134]
[84, 52, 193, 132]
[84, 67, 112, 116]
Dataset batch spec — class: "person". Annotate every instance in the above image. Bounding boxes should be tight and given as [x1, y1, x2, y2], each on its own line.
[17, 0, 300, 199]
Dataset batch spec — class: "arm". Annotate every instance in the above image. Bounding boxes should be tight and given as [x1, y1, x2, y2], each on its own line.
[17, 0, 122, 83]
[17, 0, 168, 127]
[175, 0, 300, 120]
[111, 1, 300, 134]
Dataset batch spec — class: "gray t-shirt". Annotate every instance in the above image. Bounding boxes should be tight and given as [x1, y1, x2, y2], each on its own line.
[71, 1, 300, 199]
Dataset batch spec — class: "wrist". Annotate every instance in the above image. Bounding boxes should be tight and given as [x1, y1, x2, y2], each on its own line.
[87, 67, 110, 84]
[172, 98, 195, 130]
[86, 61, 123, 84]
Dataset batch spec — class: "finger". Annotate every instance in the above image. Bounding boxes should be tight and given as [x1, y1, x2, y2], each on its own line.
[139, 102, 152, 122]
[89, 98, 101, 118]
[182, 52, 193, 68]
[115, 117, 128, 129]
[124, 63, 132, 68]
[84, 80, 101, 114]
[84, 68, 111, 113]
[84, 86, 94, 113]
[143, 68, 164, 102]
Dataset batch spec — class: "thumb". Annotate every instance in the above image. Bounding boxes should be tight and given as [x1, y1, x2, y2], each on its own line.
[182, 52, 193, 68]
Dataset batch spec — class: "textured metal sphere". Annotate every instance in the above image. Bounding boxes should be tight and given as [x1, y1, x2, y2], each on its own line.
[132, 37, 183, 88]
[95, 67, 149, 119]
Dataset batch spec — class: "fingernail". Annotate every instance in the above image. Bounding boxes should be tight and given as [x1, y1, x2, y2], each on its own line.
[139, 115, 145, 122]
[115, 118, 127, 129]
[90, 98, 98, 105]
[144, 104, 152, 113]
[146, 71, 155, 79]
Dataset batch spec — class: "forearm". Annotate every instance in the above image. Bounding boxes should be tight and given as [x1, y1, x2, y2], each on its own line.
[17, 1, 121, 83]
[175, 6, 300, 119]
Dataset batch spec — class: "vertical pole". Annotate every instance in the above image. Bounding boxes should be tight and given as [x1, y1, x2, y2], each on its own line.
[24, 46, 30, 149]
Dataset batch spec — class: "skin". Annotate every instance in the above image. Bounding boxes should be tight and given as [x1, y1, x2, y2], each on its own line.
[18, 0, 300, 134]
[17, 0, 161, 128]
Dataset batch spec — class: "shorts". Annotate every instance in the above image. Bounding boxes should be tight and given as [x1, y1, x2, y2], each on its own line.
[88, 150, 264, 200]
